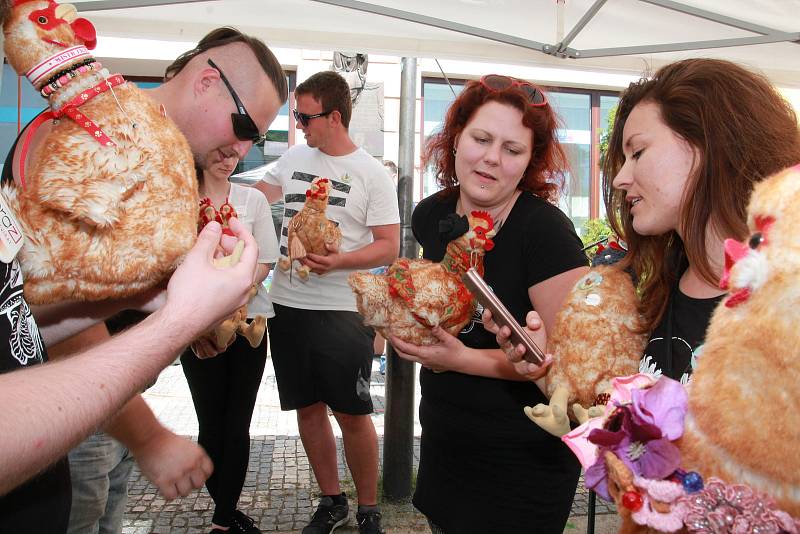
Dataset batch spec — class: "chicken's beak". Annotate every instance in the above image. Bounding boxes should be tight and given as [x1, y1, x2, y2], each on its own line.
[55, 3, 78, 23]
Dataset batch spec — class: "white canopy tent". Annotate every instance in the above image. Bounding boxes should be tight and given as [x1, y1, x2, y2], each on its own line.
[72, 0, 800, 87]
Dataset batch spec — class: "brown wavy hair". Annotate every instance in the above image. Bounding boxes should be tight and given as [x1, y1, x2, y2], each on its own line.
[603, 58, 800, 333]
[295, 71, 353, 128]
[423, 78, 569, 202]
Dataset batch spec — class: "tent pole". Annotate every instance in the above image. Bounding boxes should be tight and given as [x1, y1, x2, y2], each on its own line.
[72, 0, 208, 10]
[383, 56, 418, 502]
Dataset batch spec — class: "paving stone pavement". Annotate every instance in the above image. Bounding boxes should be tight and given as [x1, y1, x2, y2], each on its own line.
[123, 358, 616, 533]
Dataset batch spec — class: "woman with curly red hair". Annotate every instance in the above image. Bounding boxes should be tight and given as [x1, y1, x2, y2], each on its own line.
[390, 76, 588, 533]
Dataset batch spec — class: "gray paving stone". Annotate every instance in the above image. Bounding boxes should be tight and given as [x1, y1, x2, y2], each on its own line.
[123, 358, 617, 533]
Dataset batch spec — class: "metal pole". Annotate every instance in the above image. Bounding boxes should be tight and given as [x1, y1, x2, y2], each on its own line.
[587, 490, 596, 534]
[382, 56, 418, 501]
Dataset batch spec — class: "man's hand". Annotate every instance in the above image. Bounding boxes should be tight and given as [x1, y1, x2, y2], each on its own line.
[303, 242, 342, 275]
[190, 336, 222, 359]
[162, 218, 257, 336]
[130, 427, 213, 500]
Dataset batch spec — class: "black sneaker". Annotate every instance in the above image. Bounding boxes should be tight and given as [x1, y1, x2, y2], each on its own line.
[356, 509, 385, 534]
[232, 510, 262, 533]
[302, 493, 349, 534]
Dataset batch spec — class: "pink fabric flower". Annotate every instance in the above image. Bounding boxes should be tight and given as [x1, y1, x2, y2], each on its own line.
[562, 374, 656, 470]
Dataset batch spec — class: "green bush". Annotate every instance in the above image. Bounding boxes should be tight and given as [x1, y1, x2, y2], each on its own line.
[581, 218, 614, 261]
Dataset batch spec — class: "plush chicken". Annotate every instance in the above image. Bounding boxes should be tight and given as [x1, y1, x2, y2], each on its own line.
[580, 165, 800, 533]
[200, 217, 265, 351]
[528, 265, 646, 436]
[277, 177, 342, 281]
[348, 211, 495, 346]
[0, 0, 197, 304]
[677, 164, 800, 518]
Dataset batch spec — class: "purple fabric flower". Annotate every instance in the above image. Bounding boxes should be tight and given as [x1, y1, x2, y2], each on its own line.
[630, 375, 688, 441]
[584, 377, 688, 499]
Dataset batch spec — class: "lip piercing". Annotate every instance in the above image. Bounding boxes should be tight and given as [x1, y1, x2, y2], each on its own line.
[480, 185, 487, 189]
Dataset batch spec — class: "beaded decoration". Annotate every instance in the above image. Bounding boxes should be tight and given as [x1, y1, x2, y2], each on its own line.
[198, 197, 237, 236]
[41, 59, 101, 97]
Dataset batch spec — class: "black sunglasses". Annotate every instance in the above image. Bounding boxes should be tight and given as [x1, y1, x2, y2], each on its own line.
[207, 59, 266, 144]
[292, 108, 334, 128]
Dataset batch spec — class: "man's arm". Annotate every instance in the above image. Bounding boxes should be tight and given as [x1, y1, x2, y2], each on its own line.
[0, 219, 257, 496]
[253, 180, 283, 204]
[104, 396, 212, 500]
[303, 223, 400, 274]
[31, 287, 166, 347]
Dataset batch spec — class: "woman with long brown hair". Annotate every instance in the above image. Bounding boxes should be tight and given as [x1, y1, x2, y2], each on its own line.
[603, 58, 800, 383]
[390, 75, 588, 533]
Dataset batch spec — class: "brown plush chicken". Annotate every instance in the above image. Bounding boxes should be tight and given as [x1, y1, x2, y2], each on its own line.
[678, 164, 800, 518]
[591, 165, 800, 533]
[277, 177, 342, 281]
[0, 0, 197, 304]
[348, 211, 495, 346]
[528, 264, 646, 436]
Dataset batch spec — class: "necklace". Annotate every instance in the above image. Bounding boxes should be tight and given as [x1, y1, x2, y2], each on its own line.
[456, 189, 520, 228]
[198, 196, 237, 235]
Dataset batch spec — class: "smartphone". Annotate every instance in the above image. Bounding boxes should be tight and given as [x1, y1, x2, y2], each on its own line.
[462, 267, 546, 365]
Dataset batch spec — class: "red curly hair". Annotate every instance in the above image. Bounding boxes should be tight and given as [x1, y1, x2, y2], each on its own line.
[423, 78, 569, 202]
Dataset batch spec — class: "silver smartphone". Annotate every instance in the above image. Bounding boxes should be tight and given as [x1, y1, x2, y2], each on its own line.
[462, 267, 546, 365]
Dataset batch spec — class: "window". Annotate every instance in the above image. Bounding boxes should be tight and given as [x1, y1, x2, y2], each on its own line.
[549, 91, 592, 234]
[421, 78, 464, 198]
[0, 63, 48, 169]
[598, 94, 620, 220]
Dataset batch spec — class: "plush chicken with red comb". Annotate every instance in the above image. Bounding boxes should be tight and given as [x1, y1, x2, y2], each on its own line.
[278, 177, 343, 281]
[349, 211, 496, 346]
[0, 0, 197, 304]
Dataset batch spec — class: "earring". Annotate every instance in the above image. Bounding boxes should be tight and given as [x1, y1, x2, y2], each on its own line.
[452, 147, 457, 156]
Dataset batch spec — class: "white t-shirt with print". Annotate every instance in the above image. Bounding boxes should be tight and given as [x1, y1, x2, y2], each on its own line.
[227, 183, 280, 318]
[260, 144, 399, 311]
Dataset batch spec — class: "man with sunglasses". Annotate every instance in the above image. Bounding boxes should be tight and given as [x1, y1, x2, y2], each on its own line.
[1, 26, 287, 534]
[254, 71, 399, 534]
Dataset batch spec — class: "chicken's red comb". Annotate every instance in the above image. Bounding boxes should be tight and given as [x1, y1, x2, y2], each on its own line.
[470, 210, 494, 231]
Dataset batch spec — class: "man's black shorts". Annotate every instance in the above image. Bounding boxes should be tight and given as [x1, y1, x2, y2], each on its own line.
[269, 303, 375, 415]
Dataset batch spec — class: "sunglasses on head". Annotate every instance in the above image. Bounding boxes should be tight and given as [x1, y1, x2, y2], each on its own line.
[292, 108, 334, 128]
[479, 74, 548, 107]
[207, 59, 266, 144]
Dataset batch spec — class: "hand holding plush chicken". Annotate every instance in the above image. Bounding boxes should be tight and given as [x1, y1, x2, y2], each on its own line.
[349, 211, 495, 346]
[528, 264, 646, 436]
[0, 0, 197, 304]
[277, 177, 342, 282]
